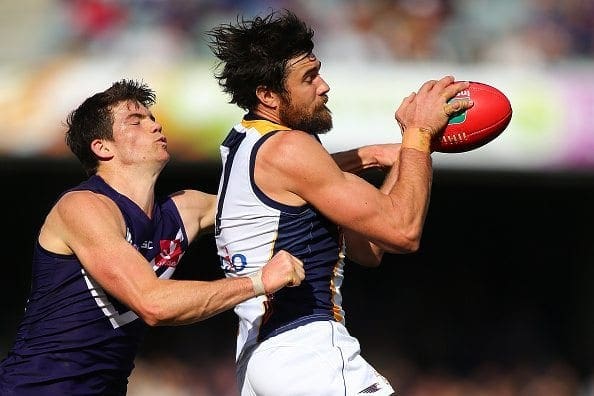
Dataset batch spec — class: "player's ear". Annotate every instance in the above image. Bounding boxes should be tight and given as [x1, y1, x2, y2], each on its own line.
[255, 85, 279, 109]
[91, 139, 114, 160]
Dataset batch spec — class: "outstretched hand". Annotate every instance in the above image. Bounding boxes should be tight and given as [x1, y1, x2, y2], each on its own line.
[261, 250, 305, 294]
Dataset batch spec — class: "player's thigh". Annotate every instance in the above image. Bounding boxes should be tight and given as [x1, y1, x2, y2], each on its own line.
[333, 323, 394, 396]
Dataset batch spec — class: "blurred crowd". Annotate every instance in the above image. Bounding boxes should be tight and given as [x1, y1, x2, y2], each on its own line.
[3, 0, 594, 65]
[127, 355, 594, 396]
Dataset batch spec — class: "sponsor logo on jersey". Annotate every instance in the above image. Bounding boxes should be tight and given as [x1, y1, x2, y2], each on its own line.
[220, 247, 247, 273]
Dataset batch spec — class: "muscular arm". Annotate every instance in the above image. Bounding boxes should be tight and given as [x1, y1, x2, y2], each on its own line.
[256, 77, 471, 255]
[257, 131, 430, 253]
[38, 191, 303, 326]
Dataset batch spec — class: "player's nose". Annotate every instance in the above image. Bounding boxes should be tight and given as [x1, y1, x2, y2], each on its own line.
[151, 119, 163, 133]
[317, 76, 330, 96]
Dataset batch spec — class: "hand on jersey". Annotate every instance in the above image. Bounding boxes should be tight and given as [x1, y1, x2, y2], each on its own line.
[262, 250, 305, 294]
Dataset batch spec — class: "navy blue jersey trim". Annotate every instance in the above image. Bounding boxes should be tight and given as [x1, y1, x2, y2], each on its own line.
[262, 314, 336, 340]
[249, 131, 310, 215]
[216, 128, 247, 235]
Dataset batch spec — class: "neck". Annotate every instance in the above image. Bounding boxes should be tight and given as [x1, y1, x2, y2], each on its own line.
[96, 166, 161, 216]
[253, 105, 282, 125]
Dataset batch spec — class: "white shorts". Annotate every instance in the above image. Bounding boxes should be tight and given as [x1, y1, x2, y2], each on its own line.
[236, 320, 395, 396]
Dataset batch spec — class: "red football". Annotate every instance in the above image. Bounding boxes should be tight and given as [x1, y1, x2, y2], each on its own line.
[432, 81, 512, 153]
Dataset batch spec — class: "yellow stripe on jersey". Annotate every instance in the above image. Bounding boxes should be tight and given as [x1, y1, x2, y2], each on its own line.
[241, 119, 291, 135]
[331, 235, 346, 323]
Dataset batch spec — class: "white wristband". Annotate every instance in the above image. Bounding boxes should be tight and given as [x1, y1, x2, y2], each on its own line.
[248, 270, 266, 296]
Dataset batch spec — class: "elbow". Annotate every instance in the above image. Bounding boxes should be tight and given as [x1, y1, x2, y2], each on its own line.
[140, 315, 162, 328]
[399, 229, 423, 253]
[385, 227, 422, 254]
[135, 301, 171, 327]
[398, 238, 420, 254]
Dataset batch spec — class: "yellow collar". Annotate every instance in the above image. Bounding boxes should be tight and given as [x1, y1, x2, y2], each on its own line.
[241, 119, 291, 135]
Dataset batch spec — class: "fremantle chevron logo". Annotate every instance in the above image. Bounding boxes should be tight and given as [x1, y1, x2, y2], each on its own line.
[155, 238, 183, 268]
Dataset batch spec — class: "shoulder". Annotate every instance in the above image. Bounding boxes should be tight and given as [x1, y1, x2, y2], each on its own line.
[55, 190, 118, 217]
[40, 190, 124, 254]
[50, 190, 124, 233]
[259, 130, 329, 168]
[255, 130, 345, 198]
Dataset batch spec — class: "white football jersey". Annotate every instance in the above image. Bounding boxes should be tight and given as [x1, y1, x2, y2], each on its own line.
[215, 116, 346, 359]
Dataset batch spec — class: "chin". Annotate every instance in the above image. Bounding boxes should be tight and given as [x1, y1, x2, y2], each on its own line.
[160, 153, 171, 164]
[314, 116, 333, 134]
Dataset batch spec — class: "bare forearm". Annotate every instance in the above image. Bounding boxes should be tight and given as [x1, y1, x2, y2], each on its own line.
[383, 147, 432, 251]
[137, 250, 304, 326]
[332, 144, 400, 174]
[346, 150, 401, 264]
[140, 276, 256, 326]
[332, 147, 369, 173]
[379, 149, 400, 194]
[346, 142, 423, 263]
[356, 148, 402, 259]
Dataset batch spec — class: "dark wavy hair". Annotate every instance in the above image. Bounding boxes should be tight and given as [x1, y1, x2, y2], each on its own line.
[207, 9, 314, 111]
[65, 79, 156, 175]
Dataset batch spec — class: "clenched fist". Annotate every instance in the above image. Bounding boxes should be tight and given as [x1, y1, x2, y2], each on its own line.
[260, 250, 305, 294]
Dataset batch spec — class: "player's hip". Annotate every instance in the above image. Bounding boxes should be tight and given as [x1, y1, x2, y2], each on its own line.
[237, 320, 394, 396]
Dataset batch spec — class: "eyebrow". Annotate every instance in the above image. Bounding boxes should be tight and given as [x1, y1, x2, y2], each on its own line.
[303, 60, 321, 78]
[125, 112, 154, 121]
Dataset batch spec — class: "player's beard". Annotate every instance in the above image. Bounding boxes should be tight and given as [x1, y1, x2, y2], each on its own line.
[279, 95, 333, 134]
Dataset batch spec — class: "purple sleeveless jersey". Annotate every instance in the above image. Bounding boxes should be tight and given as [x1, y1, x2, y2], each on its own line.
[0, 175, 188, 395]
